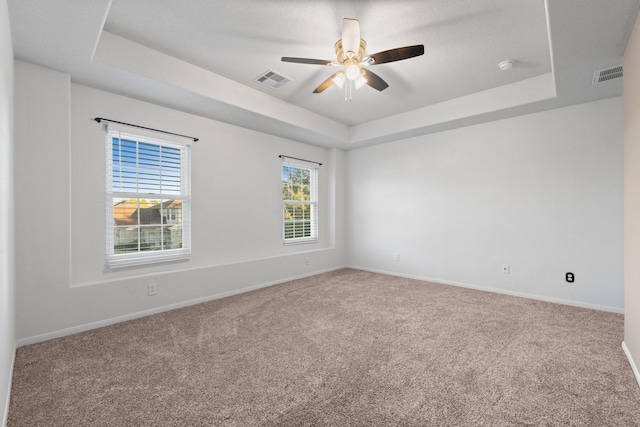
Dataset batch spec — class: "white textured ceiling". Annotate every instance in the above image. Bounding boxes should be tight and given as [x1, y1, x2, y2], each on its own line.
[7, 0, 640, 149]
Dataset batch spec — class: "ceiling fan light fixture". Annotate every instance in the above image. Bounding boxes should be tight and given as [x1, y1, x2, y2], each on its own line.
[498, 59, 515, 71]
[354, 73, 367, 89]
[345, 64, 360, 80]
[332, 72, 346, 88]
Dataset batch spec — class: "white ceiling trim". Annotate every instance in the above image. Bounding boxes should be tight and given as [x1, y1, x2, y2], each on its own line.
[9, 0, 637, 150]
[349, 73, 557, 146]
[93, 28, 557, 149]
[93, 31, 350, 146]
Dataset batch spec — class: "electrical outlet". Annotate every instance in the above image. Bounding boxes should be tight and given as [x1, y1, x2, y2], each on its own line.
[502, 264, 510, 274]
[394, 253, 400, 262]
[566, 272, 574, 283]
[304, 257, 310, 265]
[148, 283, 157, 296]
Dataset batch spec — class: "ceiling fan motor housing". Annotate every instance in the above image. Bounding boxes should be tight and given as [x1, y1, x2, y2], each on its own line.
[335, 39, 367, 80]
[335, 39, 366, 63]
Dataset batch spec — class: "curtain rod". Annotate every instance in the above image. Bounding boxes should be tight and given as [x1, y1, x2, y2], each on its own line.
[94, 118, 199, 142]
[279, 155, 322, 166]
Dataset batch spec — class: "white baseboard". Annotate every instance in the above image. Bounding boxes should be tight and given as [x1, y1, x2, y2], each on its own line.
[345, 265, 624, 313]
[18, 266, 345, 347]
[16, 263, 623, 347]
[2, 344, 16, 427]
[622, 341, 640, 389]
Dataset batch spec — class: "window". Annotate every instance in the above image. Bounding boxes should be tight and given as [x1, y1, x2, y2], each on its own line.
[106, 129, 191, 267]
[281, 157, 318, 243]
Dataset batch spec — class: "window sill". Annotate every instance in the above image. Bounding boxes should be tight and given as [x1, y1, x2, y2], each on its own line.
[283, 238, 318, 246]
[107, 251, 191, 268]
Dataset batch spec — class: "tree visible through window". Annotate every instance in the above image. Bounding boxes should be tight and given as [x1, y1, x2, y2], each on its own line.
[282, 160, 317, 242]
[106, 131, 191, 267]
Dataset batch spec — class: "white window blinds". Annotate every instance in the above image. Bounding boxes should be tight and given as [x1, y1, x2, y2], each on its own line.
[105, 125, 192, 267]
[281, 156, 318, 244]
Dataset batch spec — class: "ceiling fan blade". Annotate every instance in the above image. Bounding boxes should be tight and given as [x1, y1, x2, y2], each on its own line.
[369, 45, 425, 65]
[362, 68, 389, 91]
[313, 72, 340, 93]
[341, 18, 360, 55]
[281, 57, 335, 66]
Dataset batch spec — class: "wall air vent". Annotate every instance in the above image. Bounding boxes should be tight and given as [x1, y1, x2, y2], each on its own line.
[253, 69, 292, 89]
[592, 65, 623, 84]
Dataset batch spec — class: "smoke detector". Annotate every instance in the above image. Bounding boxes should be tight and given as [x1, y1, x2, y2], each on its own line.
[498, 60, 515, 71]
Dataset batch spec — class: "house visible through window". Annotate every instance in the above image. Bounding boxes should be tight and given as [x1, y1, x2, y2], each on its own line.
[106, 129, 191, 267]
[281, 158, 318, 243]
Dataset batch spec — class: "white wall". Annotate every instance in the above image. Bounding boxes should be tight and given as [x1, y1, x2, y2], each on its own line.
[14, 61, 345, 344]
[624, 9, 640, 386]
[346, 97, 624, 312]
[0, 0, 14, 423]
[11, 59, 625, 342]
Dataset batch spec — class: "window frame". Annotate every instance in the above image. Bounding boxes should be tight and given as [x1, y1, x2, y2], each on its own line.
[105, 129, 192, 268]
[281, 158, 319, 245]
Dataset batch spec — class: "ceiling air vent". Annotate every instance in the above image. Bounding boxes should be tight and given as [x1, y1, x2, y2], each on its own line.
[253, 69, 292, 89]
[593, 65, 623, 84]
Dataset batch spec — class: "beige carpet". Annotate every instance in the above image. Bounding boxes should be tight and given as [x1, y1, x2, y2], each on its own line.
[8, 269, 640, 426]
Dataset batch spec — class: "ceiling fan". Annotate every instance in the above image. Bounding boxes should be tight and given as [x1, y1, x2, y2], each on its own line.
[282, 18, 424, 95]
